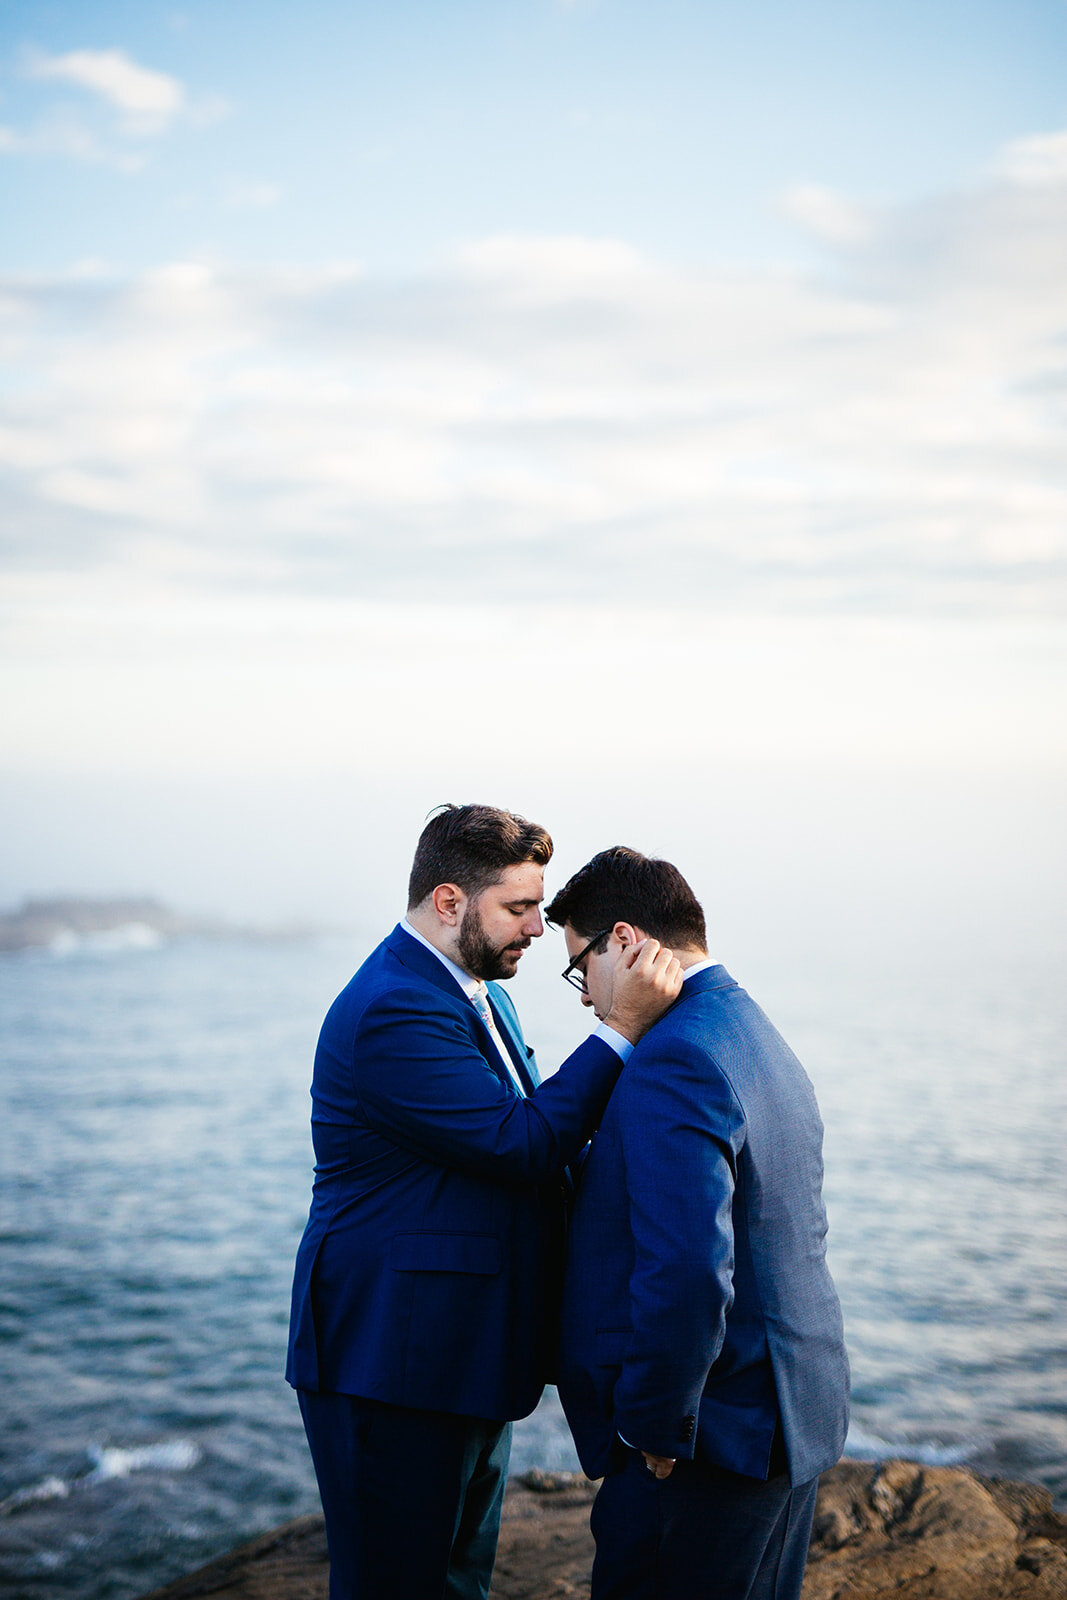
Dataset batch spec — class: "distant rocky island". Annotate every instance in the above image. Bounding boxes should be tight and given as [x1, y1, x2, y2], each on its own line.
[0, 895, 318, 954]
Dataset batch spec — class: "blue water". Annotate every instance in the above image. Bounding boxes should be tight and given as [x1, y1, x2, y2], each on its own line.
[0, 933, 1064, 1600]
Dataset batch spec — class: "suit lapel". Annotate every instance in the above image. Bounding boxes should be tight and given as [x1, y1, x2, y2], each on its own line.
[486, 983, 537, 1095]
[387, 925, 523, 1096]
[472, 1000, 525, 1097]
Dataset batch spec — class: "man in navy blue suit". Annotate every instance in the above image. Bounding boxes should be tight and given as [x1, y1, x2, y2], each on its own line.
[546, 847, 850, 1600]
[286, 806, 682, 1600]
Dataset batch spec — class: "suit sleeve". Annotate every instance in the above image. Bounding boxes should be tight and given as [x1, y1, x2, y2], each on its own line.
[349, 985, 622, 1183]
[611, 1038, 746, 1459]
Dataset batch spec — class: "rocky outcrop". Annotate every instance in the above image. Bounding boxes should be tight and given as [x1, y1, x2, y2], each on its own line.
[805, 1459, 1067, 1599]
[139, 1461, 1067, 1600]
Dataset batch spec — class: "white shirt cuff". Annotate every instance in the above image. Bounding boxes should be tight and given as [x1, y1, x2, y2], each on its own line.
[594, 1023, 634, 1062]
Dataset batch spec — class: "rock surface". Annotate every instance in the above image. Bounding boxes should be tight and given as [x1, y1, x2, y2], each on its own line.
[805, 1460, 1066, 1599]
[140, 1461, 1067, 1600]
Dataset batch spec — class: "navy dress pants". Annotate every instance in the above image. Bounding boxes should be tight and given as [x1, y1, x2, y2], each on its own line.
[589, 1449, 819, 1600]
[298, 1389, 511, 1600]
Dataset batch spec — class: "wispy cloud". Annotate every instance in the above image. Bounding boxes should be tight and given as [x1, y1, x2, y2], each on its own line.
[0, 108, 148, 171]
[223, 180, 283, 211]
[1, 132, 1064, 621]
[994, 129, 1067, 188]
[3, 46, 227, 165]
[779, 183, 873, 247]
[27, 48, 186, 129]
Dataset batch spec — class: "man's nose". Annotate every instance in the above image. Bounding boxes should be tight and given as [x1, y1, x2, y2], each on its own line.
[523, 908, 544, 938]
[580, 991, 594, 1009]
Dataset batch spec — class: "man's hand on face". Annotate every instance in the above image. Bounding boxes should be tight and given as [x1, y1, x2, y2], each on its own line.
[603, 939, 683, 1044]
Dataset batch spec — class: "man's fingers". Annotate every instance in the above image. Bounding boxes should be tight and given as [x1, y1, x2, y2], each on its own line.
[603, 938, 682, 1042]
[623, 939, 675, 977]
[619, 936, 660, 969]
[618, 938, 682, 996]
[647, 944, 683, 994]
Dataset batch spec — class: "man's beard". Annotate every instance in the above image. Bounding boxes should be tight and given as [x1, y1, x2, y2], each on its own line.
[456, 901, 528, 981]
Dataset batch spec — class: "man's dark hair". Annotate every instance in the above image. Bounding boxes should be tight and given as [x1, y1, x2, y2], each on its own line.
[545, 845, 707, 950]
[407, 804, 554, 909]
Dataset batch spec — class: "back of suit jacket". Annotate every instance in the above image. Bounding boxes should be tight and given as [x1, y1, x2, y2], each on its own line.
[558, 965, 849, 1487]
[286, 924, 624, 1423]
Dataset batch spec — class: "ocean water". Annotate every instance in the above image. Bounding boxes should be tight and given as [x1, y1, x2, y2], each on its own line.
[0, 931, 1064, 1600]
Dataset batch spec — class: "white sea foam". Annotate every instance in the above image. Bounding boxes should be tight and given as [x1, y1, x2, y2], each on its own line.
[85, 1440, 201, 1483]
[34, 1550, 67, 1571]
[845, 1423, 979, 1467]
[0, 1476, 71, 1515]
[0, 1442, 201, 1516]
[48, 923, 164, 956]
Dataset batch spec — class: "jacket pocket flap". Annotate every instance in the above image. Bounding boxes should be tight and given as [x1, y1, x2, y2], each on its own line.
[390, 1231, 501, 1275]
[595, 1325, 633, 1363]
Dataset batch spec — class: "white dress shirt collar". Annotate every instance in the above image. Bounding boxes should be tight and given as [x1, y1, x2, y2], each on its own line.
[681, 957, 719, 982]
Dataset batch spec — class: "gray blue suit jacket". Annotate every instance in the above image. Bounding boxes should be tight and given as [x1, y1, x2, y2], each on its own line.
[557, 964, 849, 1487]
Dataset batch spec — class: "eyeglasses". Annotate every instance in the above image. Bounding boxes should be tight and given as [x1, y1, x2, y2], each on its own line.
[561, 929, 612, 993]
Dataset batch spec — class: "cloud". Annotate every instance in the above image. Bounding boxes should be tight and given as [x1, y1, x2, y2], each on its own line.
[5, 47, 227, 162]
[0, 109, 148, 170]
[994, 129, 1067, 188]
[458, 234, 650, 300]
[779, 184, 873, 247]
[224, 180, 284, 211]
[27, 48, 186, 132]
[0, 134, 1065, 622]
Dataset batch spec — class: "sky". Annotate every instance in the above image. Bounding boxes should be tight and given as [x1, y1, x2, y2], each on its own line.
[1, 0, 1065, 979]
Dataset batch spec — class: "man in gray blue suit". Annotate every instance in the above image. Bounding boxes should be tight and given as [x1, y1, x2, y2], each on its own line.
[546, 847, 849, 1600]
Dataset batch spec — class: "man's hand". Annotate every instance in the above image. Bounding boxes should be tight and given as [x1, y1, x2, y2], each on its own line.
[642, 1452, 676, 1480]
[604, 939, 683, 1044]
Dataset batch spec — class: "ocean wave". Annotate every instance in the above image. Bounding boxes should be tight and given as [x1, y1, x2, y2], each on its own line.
[0, 1440, 201, 1516]
[846, 1422, 981, 1467]
[0, 1476, 70, 1515]
[85, 1441, 201, 1483]
[48, 924, 164, 956]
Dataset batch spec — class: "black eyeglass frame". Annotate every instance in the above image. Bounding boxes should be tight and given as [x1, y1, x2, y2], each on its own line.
[561, 928, 613, 992]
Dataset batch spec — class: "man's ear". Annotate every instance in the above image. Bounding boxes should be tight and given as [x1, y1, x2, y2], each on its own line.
[431, 883, 465, 925]
[612, 921, 640, 948]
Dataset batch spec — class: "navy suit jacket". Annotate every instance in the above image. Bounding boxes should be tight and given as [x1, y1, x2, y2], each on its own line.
[286, 924, 624, 1422]
[557, 965, 849, 1487]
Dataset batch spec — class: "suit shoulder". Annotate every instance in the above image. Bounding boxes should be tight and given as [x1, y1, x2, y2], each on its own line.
[633, 984, 736, 1056]
[323, 941, 466, 1038]
[631, 981, 814, 1117]
[623, 1014, 743, 1108]
[657, 980, 778, 1054]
